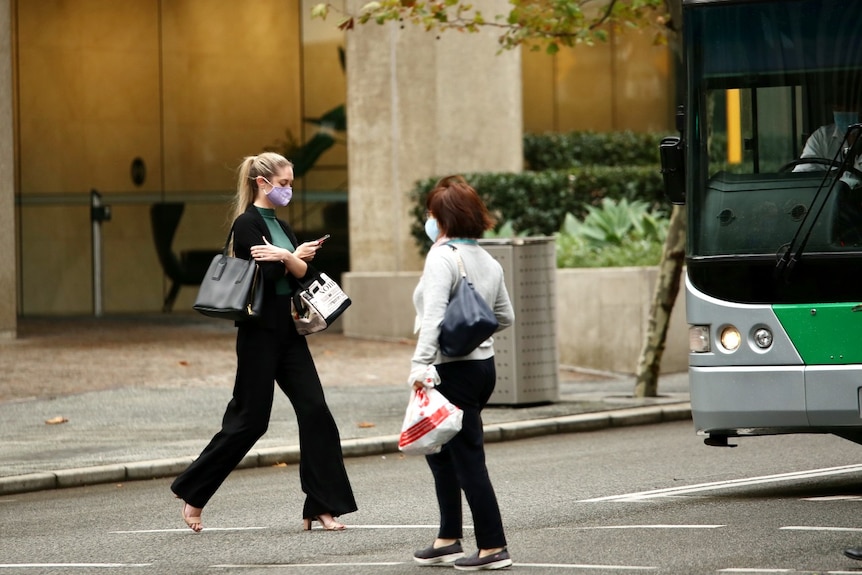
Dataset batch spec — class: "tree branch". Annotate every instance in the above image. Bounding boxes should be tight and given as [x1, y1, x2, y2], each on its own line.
[590, 0, 619, 31]
[313, 0, 670, 52]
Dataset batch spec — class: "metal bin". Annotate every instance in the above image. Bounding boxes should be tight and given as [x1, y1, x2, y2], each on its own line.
[479, 237, 558, 405]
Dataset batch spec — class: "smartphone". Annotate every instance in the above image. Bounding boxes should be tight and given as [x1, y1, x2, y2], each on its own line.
[315, 234, 331, 245]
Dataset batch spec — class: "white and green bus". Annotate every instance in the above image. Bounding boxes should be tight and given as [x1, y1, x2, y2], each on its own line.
[662, 0, 862, 447]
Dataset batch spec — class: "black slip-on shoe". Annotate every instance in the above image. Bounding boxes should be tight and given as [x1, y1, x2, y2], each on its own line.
[844, 547, 862, 561]
[413, 540, 465, 565]
[454, 548, 513, 571]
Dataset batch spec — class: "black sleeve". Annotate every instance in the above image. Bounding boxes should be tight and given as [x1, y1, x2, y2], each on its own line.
[232, 212, 285, 282]
[231, 213, 257, 260]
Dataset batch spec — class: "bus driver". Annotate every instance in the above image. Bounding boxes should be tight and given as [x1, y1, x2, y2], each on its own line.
[794, 96, 862, 183]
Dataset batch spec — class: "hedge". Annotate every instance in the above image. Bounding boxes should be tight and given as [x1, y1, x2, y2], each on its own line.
[410, 166, 666, 251]
[523, 131, 666, 170]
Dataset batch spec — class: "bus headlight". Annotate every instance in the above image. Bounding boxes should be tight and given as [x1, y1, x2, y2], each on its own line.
[719, 326, 741, 351]
[689, 325, 710, 353]
[753, 327, 773, 349]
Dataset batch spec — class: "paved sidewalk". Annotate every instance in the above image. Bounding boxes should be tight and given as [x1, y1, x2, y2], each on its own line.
[0, 315, 691, 496]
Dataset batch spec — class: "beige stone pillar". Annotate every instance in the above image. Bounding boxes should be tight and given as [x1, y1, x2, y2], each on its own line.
[0, 0, 15, 339]
[345, 0, 523, 273]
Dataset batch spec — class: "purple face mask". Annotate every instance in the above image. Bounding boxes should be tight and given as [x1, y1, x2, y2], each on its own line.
[263, 177, 293, 207]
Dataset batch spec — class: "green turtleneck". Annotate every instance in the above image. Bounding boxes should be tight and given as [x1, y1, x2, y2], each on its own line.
[256, 206, 295, 295]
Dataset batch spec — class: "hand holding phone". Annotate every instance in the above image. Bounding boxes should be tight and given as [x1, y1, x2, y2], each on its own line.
[315, 234, 331, 245]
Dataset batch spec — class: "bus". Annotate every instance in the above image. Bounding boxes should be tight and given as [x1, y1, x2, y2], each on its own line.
[661, 0, 862, 447]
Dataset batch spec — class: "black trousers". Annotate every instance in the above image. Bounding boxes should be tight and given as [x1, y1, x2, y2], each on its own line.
[171, 298, 357, 519]
[426, 358, 507, 549]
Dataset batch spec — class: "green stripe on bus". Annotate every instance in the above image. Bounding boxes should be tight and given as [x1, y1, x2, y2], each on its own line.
[773, 303, 862, 365]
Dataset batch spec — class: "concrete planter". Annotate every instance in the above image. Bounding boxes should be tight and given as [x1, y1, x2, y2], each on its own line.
[341, 266, 687, 375]
[555, 267, 687, 374]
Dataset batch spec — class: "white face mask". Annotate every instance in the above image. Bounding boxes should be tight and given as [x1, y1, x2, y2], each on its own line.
[834, 111, 859, 134]
[425, 217, 440, 242]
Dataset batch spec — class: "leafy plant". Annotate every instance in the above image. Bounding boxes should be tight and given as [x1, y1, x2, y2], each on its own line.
[555, 198, 669, 268]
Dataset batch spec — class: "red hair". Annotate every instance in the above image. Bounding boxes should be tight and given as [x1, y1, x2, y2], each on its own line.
[426, 175, 496, 239]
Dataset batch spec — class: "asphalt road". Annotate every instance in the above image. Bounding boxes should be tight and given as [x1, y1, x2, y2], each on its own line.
[4, 421, 862, 574]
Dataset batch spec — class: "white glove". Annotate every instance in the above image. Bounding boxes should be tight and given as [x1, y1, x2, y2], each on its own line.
[408, 364, 440, 388]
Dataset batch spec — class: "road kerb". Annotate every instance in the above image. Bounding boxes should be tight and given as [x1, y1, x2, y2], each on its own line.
[0, 405, 692, 497]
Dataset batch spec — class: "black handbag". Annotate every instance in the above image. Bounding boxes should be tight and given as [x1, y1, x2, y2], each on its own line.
[192, 224, 263, 321]
[291, 268, 352, 335]
[438, 245, 499, 357]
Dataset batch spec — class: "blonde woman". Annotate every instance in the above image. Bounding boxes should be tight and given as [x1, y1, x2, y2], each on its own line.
[171, 152, 357, 533]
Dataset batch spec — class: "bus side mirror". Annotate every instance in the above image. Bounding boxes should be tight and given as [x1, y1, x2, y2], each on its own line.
[660, 136, 686, 205]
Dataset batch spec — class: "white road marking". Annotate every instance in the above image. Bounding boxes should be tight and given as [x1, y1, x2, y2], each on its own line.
[321, 524, 472, 529]
[569, 524, 724, 530]
[718, 569, 795, 573]
[211, 563, 404, 569]
[801, 495, 862, 501]
[110, 527, 268, 534]
[516, 564, 656, 571]
[110, 524, 469, 534]
[580, 464, 862, 502]
[212, 563, 655, 571]
[719, 571, 861, 574]
[0, 564, 151, 568]
[780, 525, 862, 533]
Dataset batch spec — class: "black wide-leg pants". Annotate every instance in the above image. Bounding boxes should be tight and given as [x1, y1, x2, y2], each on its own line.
[426, 358, 507, 550]
[171, 300, 357, 520]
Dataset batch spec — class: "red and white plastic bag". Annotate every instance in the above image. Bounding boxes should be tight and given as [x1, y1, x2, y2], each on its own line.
[398, 387, 463, 456]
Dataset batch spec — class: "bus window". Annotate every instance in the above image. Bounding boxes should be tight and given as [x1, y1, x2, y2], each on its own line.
[759, 87, 803, 172]
[705, 86, 802, 177]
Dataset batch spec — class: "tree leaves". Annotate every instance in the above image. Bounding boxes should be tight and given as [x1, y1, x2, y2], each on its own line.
[311, 0, 670, 52]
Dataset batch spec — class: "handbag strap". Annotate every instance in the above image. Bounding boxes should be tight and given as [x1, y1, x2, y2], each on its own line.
[221, 222, 237, 256]
[445, 243, 472, 279]
[445, 242, 495, 311]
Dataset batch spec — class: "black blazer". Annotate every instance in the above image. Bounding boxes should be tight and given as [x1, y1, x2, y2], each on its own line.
[232, 205, 313, 329]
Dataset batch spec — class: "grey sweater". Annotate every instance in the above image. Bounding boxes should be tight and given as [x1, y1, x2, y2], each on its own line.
[411, 242, 515, 372]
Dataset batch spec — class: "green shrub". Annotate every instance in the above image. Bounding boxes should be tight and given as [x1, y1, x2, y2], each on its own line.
[556, 236, 666, 268]
[410, 131, 675, 263]
[523, 131, 665, 171]
[410, 166, 665, 252]
[483, 221, 528, 239]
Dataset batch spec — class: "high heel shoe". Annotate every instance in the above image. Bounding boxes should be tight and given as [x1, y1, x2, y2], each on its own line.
[181, 502, 203, 533]
[303, 514, 346, 531]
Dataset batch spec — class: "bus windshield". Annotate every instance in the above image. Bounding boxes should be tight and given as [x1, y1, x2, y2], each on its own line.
[685, 0, 862, 304]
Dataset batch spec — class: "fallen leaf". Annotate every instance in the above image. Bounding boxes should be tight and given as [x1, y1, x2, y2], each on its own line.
[179, 360, 189, 366]
[45, 416, 68, 425]
[357, 421, 376, 428]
